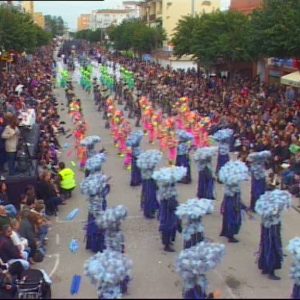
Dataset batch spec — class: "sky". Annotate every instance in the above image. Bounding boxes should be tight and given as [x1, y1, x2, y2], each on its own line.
[34, 0, 231, 31]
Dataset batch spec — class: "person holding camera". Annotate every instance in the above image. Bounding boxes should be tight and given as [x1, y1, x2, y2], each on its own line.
[1, 115, 20, 176]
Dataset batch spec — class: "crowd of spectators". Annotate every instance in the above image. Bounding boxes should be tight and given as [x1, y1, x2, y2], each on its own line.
[0, 42, 70, 297]
[81, 46, 300, 198]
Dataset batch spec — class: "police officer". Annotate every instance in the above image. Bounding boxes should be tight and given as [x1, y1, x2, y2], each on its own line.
[58, 162, 76, 199]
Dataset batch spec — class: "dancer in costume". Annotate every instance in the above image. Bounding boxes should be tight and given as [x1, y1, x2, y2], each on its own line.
[194, 147, 217, 199]
[84, 250, 132, 299]
[255, 190, 291, 280]
[176, 242, 225, 299]
[176, 199, 214, 249]
[126, 130, 143, 186]
[247, 151, 271, 212]
[219, 160, 250, 243]
[176, 130, 194, 184]
[137, 150, 162, 219]
[213, 129, 233, 181]
[152, 166, 186, 252]
[287, 237, 300, 298]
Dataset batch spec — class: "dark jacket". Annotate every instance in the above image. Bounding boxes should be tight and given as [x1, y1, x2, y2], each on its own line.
[19, 218, 37, 250]
[0, 236, 21, 263]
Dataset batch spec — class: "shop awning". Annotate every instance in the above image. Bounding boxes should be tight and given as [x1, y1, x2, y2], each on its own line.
[281, 71, 300, 88]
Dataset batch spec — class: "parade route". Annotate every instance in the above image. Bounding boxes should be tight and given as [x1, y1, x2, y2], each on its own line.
[37, 64, 300, 299]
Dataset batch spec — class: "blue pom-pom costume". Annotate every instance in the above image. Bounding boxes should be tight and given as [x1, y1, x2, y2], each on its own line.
[176, 130, 194, 184]
[137, 150, 162, 219]
[256, 190, 291, 279]
[219, 161, 249, 242]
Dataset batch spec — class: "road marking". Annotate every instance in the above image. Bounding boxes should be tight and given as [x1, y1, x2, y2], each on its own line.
[49, 253, 60, 277]
[213, 270, 237, 299]
[56, 234, 60, 245]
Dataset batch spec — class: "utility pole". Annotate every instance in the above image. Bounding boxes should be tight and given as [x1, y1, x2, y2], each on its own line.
[191, 0, 195, 17]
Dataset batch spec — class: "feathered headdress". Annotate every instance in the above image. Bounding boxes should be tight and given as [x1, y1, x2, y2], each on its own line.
[84, 250, 133, 299]
[80, 173, 109, 197]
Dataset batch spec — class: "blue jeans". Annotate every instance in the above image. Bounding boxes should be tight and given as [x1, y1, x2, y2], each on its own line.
[6, 152, 16, 175]
[282, 171, 295, 186]
[4, 204, 17, 218]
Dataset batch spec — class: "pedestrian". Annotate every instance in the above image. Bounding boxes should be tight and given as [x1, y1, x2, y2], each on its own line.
[287, 237, 300, 299]
[58, 161, 76, 199]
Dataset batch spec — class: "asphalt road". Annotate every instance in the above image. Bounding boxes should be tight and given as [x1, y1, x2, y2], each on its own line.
[37, 62, 300, 299]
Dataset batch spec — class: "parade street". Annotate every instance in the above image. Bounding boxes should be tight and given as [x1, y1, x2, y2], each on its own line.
[37, 70, 300, 299]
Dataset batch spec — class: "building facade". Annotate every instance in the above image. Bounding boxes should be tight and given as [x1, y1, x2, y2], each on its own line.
[123, 1, 141, 19]
[140, 0, 220, 42]
[89, 9, 131, 30]
[230, 0, 262, 15]
[33, 12, 45, 29]
[22, 0, 34, 15]
[77, 14, 91, 31]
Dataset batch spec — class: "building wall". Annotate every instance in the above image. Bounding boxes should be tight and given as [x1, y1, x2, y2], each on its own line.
[123, 1, 141, 18]
[89, 10, 130, 30]
[22, 0, 34, 14]
[77, 14, 90, 31]
[33, 12, 45, 29]
[230, 0, 262, 15]
[162, 0, 220, 42]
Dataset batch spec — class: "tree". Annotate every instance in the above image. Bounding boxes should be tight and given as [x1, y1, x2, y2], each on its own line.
[0, 5, 51, 53]
[74, 29, 104, 43]
[171, 15, 200, 58]
[45, 15, 65, 37]
[250, 0, 300, 58]
[108, 20, 166, 56]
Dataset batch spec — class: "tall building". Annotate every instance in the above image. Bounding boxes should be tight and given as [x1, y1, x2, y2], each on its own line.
[89, 9, 130, 30]
[230, 0, 262, 15]
[77, 14, 91, 31]
[123, 1, 141, 19]
[33, 12, 45, 29]
[22, 0, 34, 15]
[140, 0, 221, 42]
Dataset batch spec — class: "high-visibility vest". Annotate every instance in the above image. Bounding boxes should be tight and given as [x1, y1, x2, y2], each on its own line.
[59, 168, 76, 190]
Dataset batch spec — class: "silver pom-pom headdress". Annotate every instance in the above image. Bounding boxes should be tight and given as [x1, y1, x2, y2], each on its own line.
[80, 135, 101, 147]
[176, 199, 214, 241]
[95, 205, 128, 252]
[287, 237, 300, 286]
[255, 189, 291, 227]
[85, 153, 107, 173]
[84, 250, 133, 299]
[247, 151, 271, 180]
[193, 147, 217, 171]
[126, 130, 143, 147]
[219, 160, 249, 195]
[137, 150, 162, 179]
[177, 130, 194, 143]
[212, 129, 233, 142]
[152, 166, 187, 200]
[176, 242, 225, 292]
